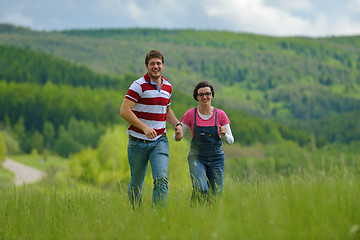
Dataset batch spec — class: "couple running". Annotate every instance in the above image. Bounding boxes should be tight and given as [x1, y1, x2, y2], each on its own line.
[120, 50, 234, 208]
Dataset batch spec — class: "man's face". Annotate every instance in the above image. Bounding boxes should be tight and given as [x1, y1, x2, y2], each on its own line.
[146, 58, 164, 80]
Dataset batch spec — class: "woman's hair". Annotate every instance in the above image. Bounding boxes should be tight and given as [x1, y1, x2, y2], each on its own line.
[193, 81, 215, 101]
[145, 49, 164, 65]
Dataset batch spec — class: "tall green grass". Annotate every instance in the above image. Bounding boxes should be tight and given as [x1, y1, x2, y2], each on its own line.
[0, 167, 14, 187]
[1, 168, 359, 240]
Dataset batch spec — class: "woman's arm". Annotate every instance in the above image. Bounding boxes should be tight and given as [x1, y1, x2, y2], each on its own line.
[222, 123, 234, 144]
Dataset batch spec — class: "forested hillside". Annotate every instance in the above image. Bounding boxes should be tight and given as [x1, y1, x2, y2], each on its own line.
[0, 23, 359, 158]
[0, 43, 315, 156]
[1, 24, 359, 121]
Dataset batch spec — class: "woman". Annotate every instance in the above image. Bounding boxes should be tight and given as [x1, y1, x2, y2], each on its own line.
[176, 81, 234, 204]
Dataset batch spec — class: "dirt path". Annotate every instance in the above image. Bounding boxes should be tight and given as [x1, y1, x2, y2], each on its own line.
[2, 159, 47, 186]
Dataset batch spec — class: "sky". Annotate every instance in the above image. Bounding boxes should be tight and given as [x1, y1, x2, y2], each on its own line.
[1, 0, 360, 37]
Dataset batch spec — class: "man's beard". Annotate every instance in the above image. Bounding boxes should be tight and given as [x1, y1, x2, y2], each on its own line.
[148, 71, 161, 80]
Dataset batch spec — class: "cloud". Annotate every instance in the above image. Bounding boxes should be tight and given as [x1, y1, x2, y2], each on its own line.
[0, 12, 34, 27]
[95, 0, 194, 28]
[326, 15, 360, 36]
[96, 0, 142, 19]
[348, 0, 360, 12]
[263, 0, 312, 12]
[1, 0, 360, 36]
[202, 0, 360, 36]
[0, 3, 35, 28]
[203, 0, 312, 36]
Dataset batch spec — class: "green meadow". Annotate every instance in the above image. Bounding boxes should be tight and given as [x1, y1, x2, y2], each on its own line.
[1, 160, 360, 240]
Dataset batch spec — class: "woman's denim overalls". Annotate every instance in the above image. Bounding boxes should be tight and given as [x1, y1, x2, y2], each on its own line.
[187, 107, 225, 203]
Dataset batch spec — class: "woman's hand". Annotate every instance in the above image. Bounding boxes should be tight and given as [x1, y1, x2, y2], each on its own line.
[220, 126, 226, 137]
[175, 125, 183, 141]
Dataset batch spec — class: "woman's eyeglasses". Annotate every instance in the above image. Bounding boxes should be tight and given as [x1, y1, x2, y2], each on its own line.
[198, 92, 212, 97]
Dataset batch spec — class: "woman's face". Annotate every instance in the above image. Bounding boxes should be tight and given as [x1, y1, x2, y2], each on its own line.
[197, 87, 213, 105]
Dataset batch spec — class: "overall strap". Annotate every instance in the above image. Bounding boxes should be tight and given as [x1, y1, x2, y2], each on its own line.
[194, 107, 197, 126]
[214, 108, 217, 126]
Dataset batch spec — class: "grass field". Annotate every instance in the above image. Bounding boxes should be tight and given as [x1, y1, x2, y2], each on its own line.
[10, 154, 68, 172]
[1, 165, 359, 240]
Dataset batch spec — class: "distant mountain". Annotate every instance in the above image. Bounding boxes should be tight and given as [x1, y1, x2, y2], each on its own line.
[1, 43, 317, 158]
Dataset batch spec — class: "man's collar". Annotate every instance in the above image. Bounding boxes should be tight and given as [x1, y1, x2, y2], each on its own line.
[143, 73, 152, 83]
[144, 72, 164, 85]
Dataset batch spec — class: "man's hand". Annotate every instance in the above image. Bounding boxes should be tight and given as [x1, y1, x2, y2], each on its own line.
[144, 126, 157, 139]
[174, 125, 183, 141]
[220, 126, 226, 137]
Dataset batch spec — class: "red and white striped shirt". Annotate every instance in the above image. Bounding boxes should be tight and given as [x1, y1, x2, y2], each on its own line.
[124, 73, 172, 140]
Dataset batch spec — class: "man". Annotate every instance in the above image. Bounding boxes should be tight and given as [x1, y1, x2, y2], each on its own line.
[120, 49, 183, 208]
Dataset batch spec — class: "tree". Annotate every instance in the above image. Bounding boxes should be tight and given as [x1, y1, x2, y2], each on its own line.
[2, 131, 20, 155]
[54, 126, 83, 157]
[68, 125, 191, 186]
[68, 125, 129, 185]
[23, 130, 44, 153]
[43, 121, 55, 149]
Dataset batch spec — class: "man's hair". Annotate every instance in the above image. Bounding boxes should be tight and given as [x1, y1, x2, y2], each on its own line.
[193, 81, 215, 101]
[145, 49, 164, 65]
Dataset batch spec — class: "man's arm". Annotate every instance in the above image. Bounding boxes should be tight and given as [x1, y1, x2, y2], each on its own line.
[166, 106, 180, 127]
[120, 98, 157, 139]
[166, 106, 183, 140]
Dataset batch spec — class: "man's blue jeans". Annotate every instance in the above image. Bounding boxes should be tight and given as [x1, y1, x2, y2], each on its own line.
[127, 135, 169, 208]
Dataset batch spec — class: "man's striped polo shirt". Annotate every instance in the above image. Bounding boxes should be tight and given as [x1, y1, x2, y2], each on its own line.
[124, 73, 172, 141]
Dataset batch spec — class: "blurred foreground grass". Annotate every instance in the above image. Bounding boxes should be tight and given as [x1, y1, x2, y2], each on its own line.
[0, 165, 359, 240]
